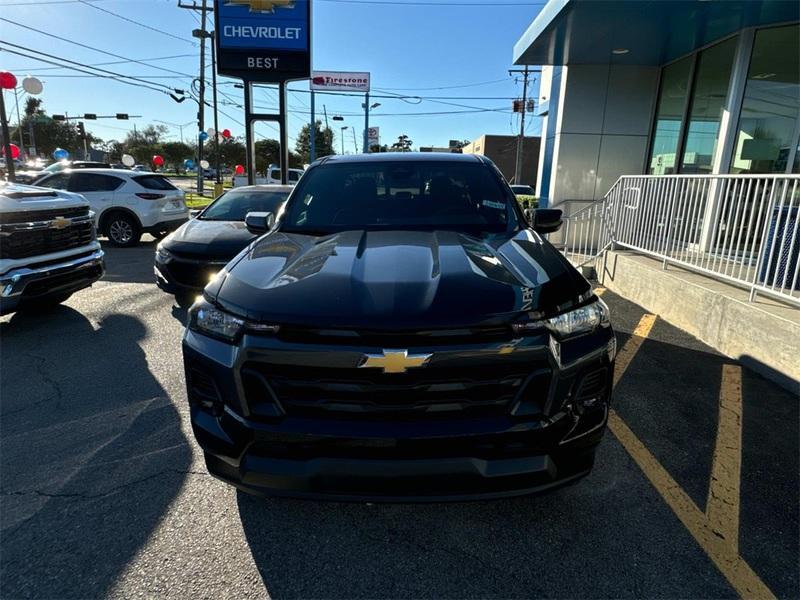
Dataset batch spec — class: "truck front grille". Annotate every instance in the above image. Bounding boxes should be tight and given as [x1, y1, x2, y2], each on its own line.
[0, 220, 94, 260]
[241, 362, 549, 420]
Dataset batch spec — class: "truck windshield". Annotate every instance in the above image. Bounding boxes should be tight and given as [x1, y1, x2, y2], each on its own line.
[282, 161, 518, 235]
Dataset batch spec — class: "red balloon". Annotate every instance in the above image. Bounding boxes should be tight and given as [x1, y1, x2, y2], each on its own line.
[1, 144, 20, 159]
[152, 154, 165, 167]
[222, 129, 232, 139]
[234, 164, 245, 175]
[0, 71, 17, 90]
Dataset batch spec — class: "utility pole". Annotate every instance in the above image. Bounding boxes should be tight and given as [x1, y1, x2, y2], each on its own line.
[196, 0, 208, 194]
[323, 104, 329, 130]
[510, 66, 530, 186]
[210, 29, 221, 191]
[310, 91, 316, 162]
[13, 88, 24, 151]
[0, 90, 15, 182]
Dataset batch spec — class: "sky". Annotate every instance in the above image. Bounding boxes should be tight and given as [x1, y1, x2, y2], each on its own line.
[1, 0, 545, 154]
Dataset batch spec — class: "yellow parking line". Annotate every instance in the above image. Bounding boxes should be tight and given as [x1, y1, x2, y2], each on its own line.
[609, 315, 774, 599]
[613, 313, 656, 386]
[707, 365, 743, 549]
[594, 286, 607, 296]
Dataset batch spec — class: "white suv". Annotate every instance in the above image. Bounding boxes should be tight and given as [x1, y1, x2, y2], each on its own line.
[1, 182, 104, 315]
[35, 169, 189, 247]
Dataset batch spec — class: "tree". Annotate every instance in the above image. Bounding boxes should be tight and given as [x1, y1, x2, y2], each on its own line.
[11, 99, 83, 159]
[162, 141, 195, 173]
[253, 139, 303, 174]
[122, 124, 168, 165]
[294, 120, 335, 163]
[391, 135, 413, 152]
[369, 144, 388, 153]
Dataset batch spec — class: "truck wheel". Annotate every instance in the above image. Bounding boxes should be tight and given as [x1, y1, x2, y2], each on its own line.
[105, 212, 142, 247]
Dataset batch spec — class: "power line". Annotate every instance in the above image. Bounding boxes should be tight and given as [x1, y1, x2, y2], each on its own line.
[76, 0, 198, 46]
[378, 78, 514, 91]
[5, 53, 198, 73]
[0, 17, 196, 79]
[0, 43, 179, 95]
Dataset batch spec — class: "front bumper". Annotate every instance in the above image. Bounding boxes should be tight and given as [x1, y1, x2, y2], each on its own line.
[0, 248, 105, 314]
[183, 326, 615, 501]
[142, 217, 187, 235]
[155, 252, 228, 293]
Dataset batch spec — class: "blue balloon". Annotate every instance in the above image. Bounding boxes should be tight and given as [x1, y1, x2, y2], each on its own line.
[184, 159, 195, 169]
[198, 131, 209, 141]
[53, 148, 69, 160]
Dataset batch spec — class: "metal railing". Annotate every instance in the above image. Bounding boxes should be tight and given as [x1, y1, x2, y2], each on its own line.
[560, 174, 800, 307]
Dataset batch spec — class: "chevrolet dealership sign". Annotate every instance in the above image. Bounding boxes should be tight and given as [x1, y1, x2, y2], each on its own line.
[310, 71, 371, 93]
[214, 0, 311, 82]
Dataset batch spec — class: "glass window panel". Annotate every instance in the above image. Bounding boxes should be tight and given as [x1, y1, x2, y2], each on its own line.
[731, 25, 800, 174]
[648, 57, 692, 174]
[680, 36, 737, 174]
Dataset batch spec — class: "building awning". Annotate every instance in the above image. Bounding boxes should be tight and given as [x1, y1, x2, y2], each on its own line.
[513, 0, 799, 66]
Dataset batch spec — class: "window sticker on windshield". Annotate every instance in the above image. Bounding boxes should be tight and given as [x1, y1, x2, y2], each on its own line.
[482, 200, 505, 210]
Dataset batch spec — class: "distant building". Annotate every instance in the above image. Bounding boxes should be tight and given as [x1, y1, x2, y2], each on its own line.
[513, 0, 800, 207]
[461, 134, 540, 187]
[419, 146, 461, 153]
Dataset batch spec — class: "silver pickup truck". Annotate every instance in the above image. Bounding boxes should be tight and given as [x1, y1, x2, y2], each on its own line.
[0, 182, 105, 315]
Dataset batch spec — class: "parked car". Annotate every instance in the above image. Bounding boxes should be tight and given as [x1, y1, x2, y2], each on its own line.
[155, 185, 292, 301]
[510, 184, 535, 196]
[182, 153, 615, 500]
[203, 167, 217, 180]
[35, 169, 188, 247]
[232, 167, 304, 187]
[27, 161, 112, 185]
[0, 181, 104, 315]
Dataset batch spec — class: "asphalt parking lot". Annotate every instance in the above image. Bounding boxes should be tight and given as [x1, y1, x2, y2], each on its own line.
[1, 240, 797, 599]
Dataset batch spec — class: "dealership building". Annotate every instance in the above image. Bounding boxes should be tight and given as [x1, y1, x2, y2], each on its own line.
[513, 0, 800, 209]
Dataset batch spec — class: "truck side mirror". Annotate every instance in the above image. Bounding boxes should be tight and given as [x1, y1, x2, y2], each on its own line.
[533, 208, 562, 234]
[245, 211, 275, 235]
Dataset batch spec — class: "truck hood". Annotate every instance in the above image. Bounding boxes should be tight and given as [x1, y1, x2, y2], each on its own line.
[0, 182, 88, 213]
[210, 229, 590, 329]
[163, 218, 255, 260]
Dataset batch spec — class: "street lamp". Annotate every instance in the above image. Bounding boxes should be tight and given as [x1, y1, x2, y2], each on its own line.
[155, 119, 194, 144]
[361, 102, 381, 153]
[340, 126, 349, 155]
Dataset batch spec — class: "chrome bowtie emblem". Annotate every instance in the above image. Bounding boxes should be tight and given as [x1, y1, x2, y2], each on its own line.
[225, 0, 295, 12]
[50, 217, 71, 230]
[358, 349, 432, 374]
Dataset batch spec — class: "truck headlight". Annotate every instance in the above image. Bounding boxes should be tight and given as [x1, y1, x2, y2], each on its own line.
[513, 298, 610, 338]
[546, 298, 610, 337]
[188, 298, 278, 343]
[155, 245, 172, 262]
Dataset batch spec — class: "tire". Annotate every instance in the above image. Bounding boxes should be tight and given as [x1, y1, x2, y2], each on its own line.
[105, 212, 142, 247]
[18, 292, 73, 313]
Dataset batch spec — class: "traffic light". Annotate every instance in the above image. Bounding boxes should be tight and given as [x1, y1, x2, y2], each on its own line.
[84, 113, 97, 120]
[52, 114, 66, 121]
[116, 113, 129, 120]
[77, 122, 86, 138]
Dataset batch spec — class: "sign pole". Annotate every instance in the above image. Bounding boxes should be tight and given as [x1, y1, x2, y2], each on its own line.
[244, 82, 255, 186]
[310, 90, 316, 163]
[363, 92, 369, 154]
[279, 82, 289, 185]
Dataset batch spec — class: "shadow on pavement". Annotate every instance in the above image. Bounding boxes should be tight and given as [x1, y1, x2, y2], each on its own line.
[235, 289, 797, 599]
[605, 290, 799, 598]
[100, 238, 160, 285]
[0, 308, 191, 599]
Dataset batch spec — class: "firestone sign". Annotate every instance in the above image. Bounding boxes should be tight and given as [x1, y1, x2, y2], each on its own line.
[214, 0, 311, 82]
[310, 71, 371, 93]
